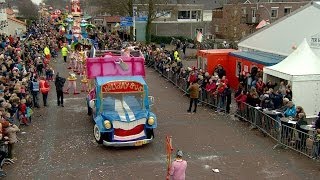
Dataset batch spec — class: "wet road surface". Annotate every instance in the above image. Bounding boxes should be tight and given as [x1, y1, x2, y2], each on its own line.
[4, 59, 320, 179]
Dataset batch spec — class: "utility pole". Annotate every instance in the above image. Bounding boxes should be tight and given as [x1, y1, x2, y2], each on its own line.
[133, 6, 137, 41]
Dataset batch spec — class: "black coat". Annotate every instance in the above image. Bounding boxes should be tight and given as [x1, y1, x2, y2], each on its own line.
[55, 76, 66, 91]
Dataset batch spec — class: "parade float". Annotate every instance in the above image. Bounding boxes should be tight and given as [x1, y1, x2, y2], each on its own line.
[85, 53, 157, 147]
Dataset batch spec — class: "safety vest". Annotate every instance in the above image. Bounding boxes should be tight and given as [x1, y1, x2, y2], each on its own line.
[44, 47, 50, 55]
[174, 51, 179, 60]
[32, 81, 39, 92]
[61, 47, 68, 56]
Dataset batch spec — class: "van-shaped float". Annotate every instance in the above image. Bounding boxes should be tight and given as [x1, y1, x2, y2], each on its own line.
[86, 54, 157, 147]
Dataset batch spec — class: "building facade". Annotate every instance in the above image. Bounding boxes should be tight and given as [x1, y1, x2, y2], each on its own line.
[212, 1, 309, 40]
[134, 0, 221, 40]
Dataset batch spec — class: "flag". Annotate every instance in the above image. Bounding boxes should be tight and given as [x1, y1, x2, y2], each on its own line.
[256, 19, 270, 29]
[196, 31, 203, 43]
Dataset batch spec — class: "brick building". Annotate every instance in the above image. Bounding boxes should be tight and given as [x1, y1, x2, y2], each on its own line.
[212, 0, 310, 40]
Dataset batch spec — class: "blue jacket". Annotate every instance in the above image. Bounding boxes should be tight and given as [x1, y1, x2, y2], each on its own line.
[284, 105, 296, 117]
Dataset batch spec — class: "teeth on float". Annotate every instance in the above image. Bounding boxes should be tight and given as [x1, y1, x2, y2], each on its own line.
[113, 118, 146, 130]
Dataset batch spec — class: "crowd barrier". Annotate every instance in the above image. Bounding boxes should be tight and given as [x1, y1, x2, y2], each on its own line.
[145, 55, 320, 160]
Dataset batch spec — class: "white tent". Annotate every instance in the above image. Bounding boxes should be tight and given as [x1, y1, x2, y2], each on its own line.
[263, 39, 320, 117]
[238, 2, 320, 56]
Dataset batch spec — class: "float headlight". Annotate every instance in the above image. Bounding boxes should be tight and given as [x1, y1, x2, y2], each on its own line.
[147, 117, 155, 125]
[104, 120, 112, 129]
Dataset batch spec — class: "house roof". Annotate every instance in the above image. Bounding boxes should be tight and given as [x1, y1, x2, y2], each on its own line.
[94, 16, 120, 23]
[238, 2, 320, 56]
[229, 50, 286, 66]
[8, 17, 26, 26]
[105, 16, 120, 23]
[6, 8, 14, 15]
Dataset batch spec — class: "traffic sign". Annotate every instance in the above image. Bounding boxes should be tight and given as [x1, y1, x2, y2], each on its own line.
[120, 21, 133, 27]
[135, 16, 148, 21]
[120, 16, 133, 22]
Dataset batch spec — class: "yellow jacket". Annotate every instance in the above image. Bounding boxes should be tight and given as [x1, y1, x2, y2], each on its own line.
[44, 47, 50, 55]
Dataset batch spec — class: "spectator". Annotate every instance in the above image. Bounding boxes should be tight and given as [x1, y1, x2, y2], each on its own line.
[295, 113, 308, 149]
[225, 84, 232, 114]
[30, 78, 40, 108]
[187, 81, 200, 113]
[4, 123, 19, 160]
[215, 64, 226, 79]
[284, 101, 296, 117]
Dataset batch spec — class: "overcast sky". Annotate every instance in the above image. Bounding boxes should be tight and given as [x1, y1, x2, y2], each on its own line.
[31, 0, 42, 5]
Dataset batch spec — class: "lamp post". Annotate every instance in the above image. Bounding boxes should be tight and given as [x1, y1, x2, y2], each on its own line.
[259, 5, 272, 23]
[133, 6, 137, 41]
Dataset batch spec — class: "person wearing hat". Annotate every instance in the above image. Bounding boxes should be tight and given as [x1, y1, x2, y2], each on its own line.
[169, 150, 187, 180]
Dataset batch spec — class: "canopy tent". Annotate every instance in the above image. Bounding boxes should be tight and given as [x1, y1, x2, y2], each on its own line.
[263, 39, 320, 117]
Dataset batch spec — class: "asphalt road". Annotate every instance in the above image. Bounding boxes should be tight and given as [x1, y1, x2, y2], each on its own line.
[4, 59, 320, 179]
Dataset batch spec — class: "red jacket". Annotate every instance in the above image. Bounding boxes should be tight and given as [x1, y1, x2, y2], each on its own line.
[19, 103, 27, 114]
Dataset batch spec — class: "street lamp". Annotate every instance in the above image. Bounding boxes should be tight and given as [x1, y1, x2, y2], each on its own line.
[259, 5, 272, 23]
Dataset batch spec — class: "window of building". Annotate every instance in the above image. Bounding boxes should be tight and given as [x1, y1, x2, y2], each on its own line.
[242, 31, 246, 37]
[284, 7, 291, 16]
[271, 8, 278, 18]
[215, 25, 219, 32]
[234, 9, 238, 15]
[242, 7, 247, 15]
[178, 11, 190, 19]
[236, 61, 242, 77]
[196, 28, 203, 34]
[191, 10, 201, 20]
[251, 8, 256, 18]
[156, 11, 171, 18]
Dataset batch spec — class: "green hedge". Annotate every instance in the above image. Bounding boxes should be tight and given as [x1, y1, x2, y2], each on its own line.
[151, 35, 194, 44]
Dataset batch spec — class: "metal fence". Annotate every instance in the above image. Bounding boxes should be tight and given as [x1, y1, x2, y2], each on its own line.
[145, 55, 320, 160]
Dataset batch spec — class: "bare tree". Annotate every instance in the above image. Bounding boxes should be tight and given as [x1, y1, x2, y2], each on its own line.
[138, 0, 173, 43]
[10, 0, 38, 19]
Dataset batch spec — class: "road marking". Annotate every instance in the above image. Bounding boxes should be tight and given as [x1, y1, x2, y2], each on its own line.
[198, 155, 219, 161]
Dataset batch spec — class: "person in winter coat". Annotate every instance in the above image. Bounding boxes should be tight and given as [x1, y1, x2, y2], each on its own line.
[39, 76, 50, 106]
[30, 77, 40, 108]
[4, 124, 20, 159]
[284, 101, 296, 117]
[54, 73, 66, 107]
[225, 85, 232, 114]
[235, 90, 247, 112]
[187, 81, 200, 113]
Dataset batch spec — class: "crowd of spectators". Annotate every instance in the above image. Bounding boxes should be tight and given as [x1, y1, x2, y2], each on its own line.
[141, 43, 320, 158]
[0, 18, 59, 177]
